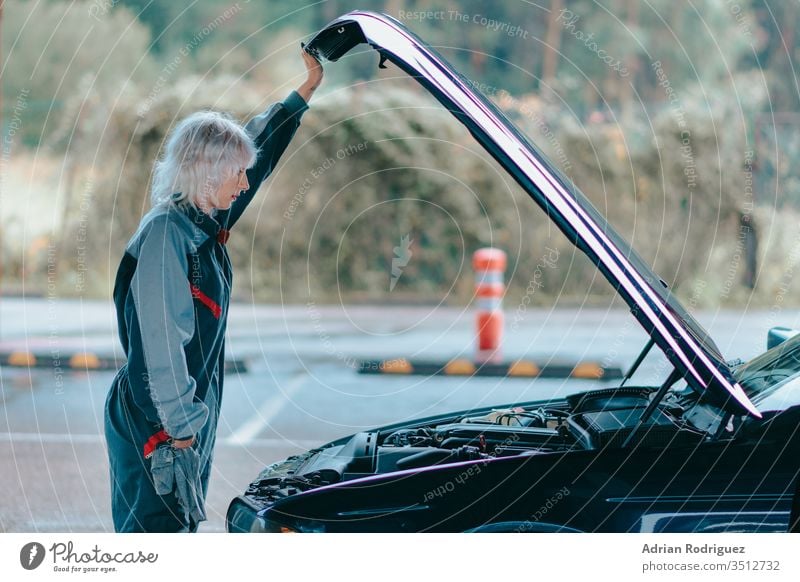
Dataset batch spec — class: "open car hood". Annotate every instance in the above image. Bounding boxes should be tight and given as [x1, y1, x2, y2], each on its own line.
[306, 11, 760, 418]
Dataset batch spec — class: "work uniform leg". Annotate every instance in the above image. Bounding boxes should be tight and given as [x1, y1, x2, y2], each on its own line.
[104, 368, 192, 533]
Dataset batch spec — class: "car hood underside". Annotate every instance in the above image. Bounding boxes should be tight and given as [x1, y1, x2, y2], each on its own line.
[305, 11, 759, 418]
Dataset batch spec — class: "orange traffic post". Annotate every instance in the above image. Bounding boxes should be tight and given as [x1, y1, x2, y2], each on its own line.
[473, 248, 507, 364]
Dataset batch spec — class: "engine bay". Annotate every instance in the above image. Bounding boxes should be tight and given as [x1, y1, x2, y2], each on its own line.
[245, 386, 709, 505]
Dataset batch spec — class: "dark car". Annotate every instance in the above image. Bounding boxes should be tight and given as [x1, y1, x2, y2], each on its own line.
[227, 11, 800, 533]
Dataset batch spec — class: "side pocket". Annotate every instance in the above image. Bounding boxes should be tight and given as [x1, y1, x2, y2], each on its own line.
[150, 445, 175, 496]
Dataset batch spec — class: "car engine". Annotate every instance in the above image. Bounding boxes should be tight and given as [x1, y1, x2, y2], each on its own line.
[243, 386, 707, 505]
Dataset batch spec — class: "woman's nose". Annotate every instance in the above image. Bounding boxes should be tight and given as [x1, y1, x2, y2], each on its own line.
[240, 171, 249, 190]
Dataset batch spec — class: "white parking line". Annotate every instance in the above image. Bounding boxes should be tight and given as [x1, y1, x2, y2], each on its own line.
[223, 373, 308, 446]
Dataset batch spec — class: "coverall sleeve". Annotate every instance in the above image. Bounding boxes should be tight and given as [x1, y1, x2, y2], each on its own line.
[221, 90, 309, 229]
[130, 217, 209, 440]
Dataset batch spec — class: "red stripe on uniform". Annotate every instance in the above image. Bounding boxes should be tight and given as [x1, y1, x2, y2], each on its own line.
[190, 283, 221, 319]
[143, 429, 170, 459]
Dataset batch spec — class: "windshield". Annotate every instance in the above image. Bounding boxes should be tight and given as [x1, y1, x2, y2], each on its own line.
[735, 333, 800, 412]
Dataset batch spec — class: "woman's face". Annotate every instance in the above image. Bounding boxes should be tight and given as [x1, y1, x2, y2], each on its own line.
[212, 167, 249, 210]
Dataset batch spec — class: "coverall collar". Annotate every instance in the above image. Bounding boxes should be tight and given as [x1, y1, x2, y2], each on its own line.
[177, 200, 230, 245]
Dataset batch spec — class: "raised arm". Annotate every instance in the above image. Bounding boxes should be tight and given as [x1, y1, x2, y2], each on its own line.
[220, 48, 323, 229]
[296, 45, 324, 103]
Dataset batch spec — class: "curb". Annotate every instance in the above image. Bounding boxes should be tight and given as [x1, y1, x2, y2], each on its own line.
[0, 351, 248, 374]
[358, 358, 622, 380]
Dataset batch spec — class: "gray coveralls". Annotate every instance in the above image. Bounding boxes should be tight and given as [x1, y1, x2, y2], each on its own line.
[104, 90, 308, 532]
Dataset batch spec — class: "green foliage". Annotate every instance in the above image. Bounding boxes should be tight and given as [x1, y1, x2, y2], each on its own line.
[1, 0, 157, 145]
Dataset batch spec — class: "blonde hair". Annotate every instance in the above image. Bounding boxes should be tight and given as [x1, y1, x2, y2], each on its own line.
[150, 110, 257, 210]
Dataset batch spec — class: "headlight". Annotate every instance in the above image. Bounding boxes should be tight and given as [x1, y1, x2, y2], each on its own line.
[227, 498, 266, 533]
[227, 498, 303, 533]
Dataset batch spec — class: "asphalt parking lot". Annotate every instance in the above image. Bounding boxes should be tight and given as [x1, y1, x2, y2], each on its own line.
[1, 297, 796, 532]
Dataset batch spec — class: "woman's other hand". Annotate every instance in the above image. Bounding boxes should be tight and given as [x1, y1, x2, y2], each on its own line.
[171, 436, 195, 449]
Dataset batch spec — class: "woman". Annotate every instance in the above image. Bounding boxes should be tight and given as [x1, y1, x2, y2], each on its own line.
[104, 48, 323, 532]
